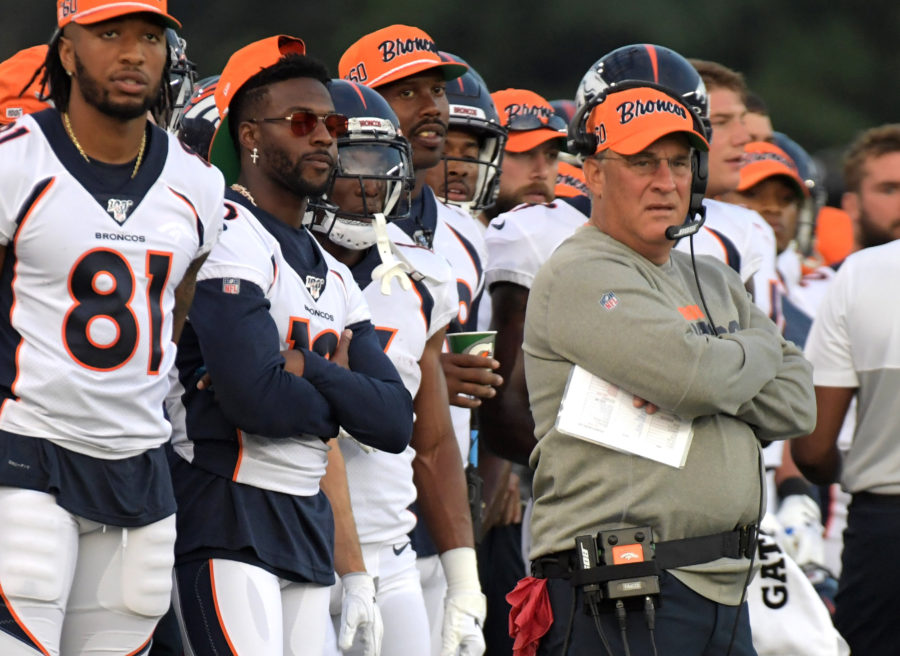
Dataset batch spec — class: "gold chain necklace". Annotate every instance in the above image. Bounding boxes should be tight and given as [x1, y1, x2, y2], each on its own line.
[62, 111, 147, 179]
[230, 184, 257, 206]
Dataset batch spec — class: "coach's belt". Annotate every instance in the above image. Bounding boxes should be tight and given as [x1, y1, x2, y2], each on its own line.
[531, 524, 757, 580]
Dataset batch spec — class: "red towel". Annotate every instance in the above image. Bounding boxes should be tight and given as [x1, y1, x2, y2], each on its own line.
[506, 576, 553, 656]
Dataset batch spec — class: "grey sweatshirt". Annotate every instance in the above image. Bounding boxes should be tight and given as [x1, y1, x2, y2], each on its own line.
[523, 225, 815, 605]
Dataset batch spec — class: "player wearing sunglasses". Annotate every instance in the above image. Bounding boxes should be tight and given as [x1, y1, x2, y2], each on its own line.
[248, 108, 349, 138]
[165, 36, 413, 656]
[484, 88, 569, 219]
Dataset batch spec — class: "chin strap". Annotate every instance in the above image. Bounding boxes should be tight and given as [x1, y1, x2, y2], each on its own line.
[370, 212, 412, 295]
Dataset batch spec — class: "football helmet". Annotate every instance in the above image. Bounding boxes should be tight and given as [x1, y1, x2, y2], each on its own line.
[309, 79, 414, 250]
[162, 29, 198, 133]
[175, 75, 219, 161]
[570, 45, 710, 239]
[772, 131, 826, 256]
[550, 99, 577, 125]
[550, 99, 582, 165]
[433, 51, 506, 213]
[575, 44, 709, 137]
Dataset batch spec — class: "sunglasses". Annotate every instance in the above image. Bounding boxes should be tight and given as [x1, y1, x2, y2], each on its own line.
[506, 113, 567, 133]
[249, 110, 349, 138]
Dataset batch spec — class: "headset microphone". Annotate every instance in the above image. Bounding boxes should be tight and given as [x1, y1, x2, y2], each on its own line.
[665, 203, 706, 240]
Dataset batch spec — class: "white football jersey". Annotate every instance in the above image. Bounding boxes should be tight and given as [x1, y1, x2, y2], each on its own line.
[434, 199, 489, 462]
[778, 246, 836, 319]
[682, 199, 782, 324]
[169, 196, 370, 496]
[342, 223, 458, 543]
[0, 112, 223, 459]
[484, 201, 587, 291]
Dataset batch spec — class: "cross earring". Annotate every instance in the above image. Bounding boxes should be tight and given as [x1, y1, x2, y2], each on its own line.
[250, 147, 259, 165]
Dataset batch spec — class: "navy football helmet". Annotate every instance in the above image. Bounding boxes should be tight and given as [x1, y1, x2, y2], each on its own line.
[162, 29, 198, 133]
[175, 75, 219, 160]
[433, 51, 506, 213]
[772, 131, 826, 256]
[309, 79, 414, 250]
[575, 44, 709, 138]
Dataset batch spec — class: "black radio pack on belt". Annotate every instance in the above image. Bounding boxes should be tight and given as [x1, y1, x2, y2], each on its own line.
[532, 523, 758, 655]
[572, 526, 661, 612]
[532, 523, 758, 607]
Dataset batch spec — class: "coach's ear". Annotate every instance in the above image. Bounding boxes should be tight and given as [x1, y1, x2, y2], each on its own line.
[582, 155, 604, 200]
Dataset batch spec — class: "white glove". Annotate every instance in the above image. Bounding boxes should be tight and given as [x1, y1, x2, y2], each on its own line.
[439, 547, 486, 656]
[776, 494, 826, 568]
[338, 572, 383, 656]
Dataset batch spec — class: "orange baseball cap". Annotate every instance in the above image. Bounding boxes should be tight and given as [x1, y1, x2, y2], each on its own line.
[586, 86, 709, 155]
[208, 35, 307, 184]
[491, 88, 567, 153]
[0, 45, 51, 124]
[57, 0, 181, 29]
[737, 141, 808, 197]
[555, 160, 589, 198]
[339, 25, 467, 89]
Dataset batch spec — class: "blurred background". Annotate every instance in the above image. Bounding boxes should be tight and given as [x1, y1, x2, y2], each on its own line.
[7, 0, 899, 194]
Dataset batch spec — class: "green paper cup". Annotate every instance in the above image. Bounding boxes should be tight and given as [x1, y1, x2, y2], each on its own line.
[447, 330, 496, 358]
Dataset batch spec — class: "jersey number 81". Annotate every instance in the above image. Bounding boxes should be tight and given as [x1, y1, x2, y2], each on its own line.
[63, 248, 173, 373]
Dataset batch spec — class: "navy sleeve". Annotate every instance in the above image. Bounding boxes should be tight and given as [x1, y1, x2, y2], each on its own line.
[189, 278, 339, 438]
[301, 320, 413, 454]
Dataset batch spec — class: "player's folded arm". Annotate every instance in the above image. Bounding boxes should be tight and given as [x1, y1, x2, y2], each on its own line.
[189, 278, 339, 438]
[302, 320, 413, 454]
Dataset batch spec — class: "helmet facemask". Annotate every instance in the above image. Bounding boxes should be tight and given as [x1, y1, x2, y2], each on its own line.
[311, 117, 413, 251]
[433, 119, 505, 213]
[163, 29, 198, 133]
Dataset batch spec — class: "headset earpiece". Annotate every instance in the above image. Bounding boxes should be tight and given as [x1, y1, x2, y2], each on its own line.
[567, 100, 599, 158]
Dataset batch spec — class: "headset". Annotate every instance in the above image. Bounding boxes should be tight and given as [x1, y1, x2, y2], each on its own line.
[568, 79, 708, 240]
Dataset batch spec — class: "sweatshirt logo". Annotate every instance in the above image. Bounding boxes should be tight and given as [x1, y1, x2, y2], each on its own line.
[599, 292, 619, 311]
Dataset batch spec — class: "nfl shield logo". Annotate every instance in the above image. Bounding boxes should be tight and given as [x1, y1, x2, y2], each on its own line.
[222, 278, 241, 294]
[599, 292, 619, 311]
[305, 275, 325, 300]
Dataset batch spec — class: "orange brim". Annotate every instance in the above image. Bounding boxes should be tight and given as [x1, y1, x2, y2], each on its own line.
[371, 60, 467, 88]
[506, 127, 567, 153]
[738, 161, 808, 197]
[608, 126, 708, 156]
[67, 4, 181, 29]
